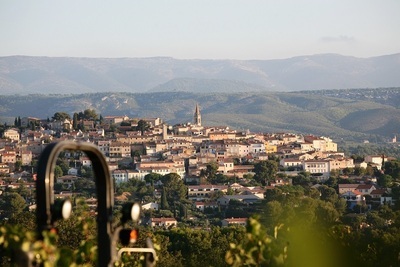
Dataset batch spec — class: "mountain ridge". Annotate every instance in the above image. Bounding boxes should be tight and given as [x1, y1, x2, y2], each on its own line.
[1, 53, 399, 94]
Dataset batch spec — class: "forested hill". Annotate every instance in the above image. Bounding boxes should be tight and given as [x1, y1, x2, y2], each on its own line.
[1, 53, 400, 94]
[1, 88, 399, 142]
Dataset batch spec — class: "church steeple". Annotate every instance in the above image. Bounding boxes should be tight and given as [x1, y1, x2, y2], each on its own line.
[194, 103, 202, 126]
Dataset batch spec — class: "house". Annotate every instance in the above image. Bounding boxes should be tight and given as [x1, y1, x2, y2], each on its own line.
[103, 115, 130, 125]
[20, 151, 33, 166]
[85, 197, 97, 210]
[142, 202, 159, 211]
[0, 152, 17, 164]
[194, 201, 206, 211]
[302, 159, 330, 181]
[68, 168, 79, 176]
[280, 158, 303, 169]
[0, 164, 10, 174]
[21, 117, 41, 128]
[109, 142, 131, 158]
[338, 184, 359, 194]
[370, 189, 387, 199]
[56, 175, 78, 188]
[3, 128, 20, 141]
[112, 170, 129, 184]
[149, 217, 177, 228]
[365, 155, 387, 165]
[328, 157, 355, 171]
[221, 217, 247, 227]
[217, 194, 261, 205]
[187, 185, 228, 201]
[340, 190, 365, 209]
[80, 156, 92, 167]
[194, 201, 218, 212]
[356, 184, 376, 195]
[370, 189, 393, 205]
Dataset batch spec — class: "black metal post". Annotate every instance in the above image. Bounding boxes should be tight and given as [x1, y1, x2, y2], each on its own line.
[36, 141, 115, 267]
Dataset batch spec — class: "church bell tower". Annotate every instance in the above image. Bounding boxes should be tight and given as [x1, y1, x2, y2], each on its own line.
[194, 103, 202, 126]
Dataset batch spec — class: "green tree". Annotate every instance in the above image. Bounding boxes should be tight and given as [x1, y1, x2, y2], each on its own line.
[0, 192, 27, 219]
[354, 167, 366, 176]
[378, 174, 393, 188]
[83, 109, 98, 121]
[54, 165, 63, 179]
[253, 160, 278, 185]
[384, 160, 400, 180]
[160, 187, 170, 210]
[80, 166, 94, 179]
[200, 161, 219, 183]
[145, 173, 162, 184]
[14, 160, 22, 171]
[318, 185, 338, 204]
[225, 216, 288, 267]
[72, 112, 79, 130]
[161, 173, 187, 207]
[135, 119, 150, 135]
[52, 112, 71, 121]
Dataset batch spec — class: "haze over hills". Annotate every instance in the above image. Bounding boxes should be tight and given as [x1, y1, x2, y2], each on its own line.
[0, 89, 399, 143]
[0, 53, 400, 94]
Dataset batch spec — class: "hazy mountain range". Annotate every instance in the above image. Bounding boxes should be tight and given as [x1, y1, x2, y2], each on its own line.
[1, 54, 399, 142]
[1, 53, 400, 94]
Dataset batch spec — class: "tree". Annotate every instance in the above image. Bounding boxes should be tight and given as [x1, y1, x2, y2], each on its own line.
[354, 167, 366, 176]
[15, 160, 22, 171]
[225, 216, 288, 267]
[80, 166, 94, 178]
[52, 112, 71, 121]
[160, 187, 170, 210]
[136, 119, 150, 135]
[161, 173, 187, 207]
[378, 174, 393, 188]
[83, 109, 98, 121]
[318, 185, 338, 204]
[132, 150, 142, 162]
[384, 160, 400, 180]
[199, 161, 218, 183]
[56, 158, 70, 175]
[262, 200, 284, 227]
[0, 192, 27, 219]
[54, 165, 63, 179]
[144, 173, 162, 184]
[253, 160, 278, 185]
[72, 112, 79, 130]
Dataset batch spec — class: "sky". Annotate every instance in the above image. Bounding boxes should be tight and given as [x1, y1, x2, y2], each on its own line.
[1, 0, 399, 60]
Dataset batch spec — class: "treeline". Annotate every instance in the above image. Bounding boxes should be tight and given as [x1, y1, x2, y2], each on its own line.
[340, 142, 400, 159]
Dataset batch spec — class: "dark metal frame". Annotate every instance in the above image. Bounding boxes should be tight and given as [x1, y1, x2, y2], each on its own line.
[36, 141, 115, 267]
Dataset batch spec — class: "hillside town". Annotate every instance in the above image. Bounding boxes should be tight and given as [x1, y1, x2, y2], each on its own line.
[0, 104, 397, 228]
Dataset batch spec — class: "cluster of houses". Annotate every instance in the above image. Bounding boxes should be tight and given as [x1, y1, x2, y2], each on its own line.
[0, 105, 393, 227]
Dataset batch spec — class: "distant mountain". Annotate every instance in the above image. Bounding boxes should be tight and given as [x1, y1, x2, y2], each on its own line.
[0, 53, 399, 94]
[1, 89, 399, 142]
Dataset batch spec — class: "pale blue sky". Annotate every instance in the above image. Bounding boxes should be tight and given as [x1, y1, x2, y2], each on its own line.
[1, 0, 399, 59]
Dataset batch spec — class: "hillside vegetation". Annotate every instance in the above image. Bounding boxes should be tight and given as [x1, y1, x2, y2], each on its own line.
[1, 88, 399, 142]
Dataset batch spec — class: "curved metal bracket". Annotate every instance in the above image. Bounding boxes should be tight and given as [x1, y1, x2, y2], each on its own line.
[36, 141, 115, 267]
